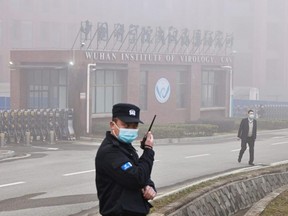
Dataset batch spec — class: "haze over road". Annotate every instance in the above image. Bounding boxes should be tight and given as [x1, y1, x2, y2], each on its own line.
[1, 129, 288, 216]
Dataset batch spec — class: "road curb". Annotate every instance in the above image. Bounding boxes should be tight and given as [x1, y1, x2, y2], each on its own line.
[0, 150, 15, 160]
[150, 162, 288, 216]
[244, 184, 288, 216]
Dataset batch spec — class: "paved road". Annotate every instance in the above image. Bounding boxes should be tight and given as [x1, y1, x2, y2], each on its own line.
[0, 129, 288, 215]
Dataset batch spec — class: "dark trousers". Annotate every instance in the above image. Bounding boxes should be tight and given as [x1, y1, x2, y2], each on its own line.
[238, 137, 255, 163]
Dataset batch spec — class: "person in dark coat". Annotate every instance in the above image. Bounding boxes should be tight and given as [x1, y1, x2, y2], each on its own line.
[237, 109, 257, 165]
[95, 103, 156, 216]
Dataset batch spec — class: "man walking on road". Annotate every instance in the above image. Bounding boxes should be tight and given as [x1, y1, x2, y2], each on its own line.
[95, 103, 156, 216]
[237, 109, 257, 166]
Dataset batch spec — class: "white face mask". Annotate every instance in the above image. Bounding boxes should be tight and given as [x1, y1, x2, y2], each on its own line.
[248, 114, 254, 119]
[112, 122, 139, 143]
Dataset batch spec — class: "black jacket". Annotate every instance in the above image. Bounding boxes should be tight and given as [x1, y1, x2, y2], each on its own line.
[95, 131, 155, 216]
[237, 118, 257, 140]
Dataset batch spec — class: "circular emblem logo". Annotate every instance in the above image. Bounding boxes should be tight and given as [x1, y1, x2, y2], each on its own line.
[155, 78, 171, 103]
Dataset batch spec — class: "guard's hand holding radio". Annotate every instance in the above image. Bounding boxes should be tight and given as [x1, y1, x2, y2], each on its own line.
[140, 115, 156, 149]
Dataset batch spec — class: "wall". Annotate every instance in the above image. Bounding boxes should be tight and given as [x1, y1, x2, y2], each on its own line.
[152, 172, 288, 216]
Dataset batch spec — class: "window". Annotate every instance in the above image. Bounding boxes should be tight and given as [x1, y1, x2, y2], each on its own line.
[40, 22, 50, 47]
[9, 0, 32, 12]
[139, 70, 148, 110]
[51, 22, 61, 48]
[176, 71, 188, 108]
[266, 23, 283, 52]
[267, 0, 285, 20]
[201, 70, 225, 107]
[22, 21, 33, 48]
[11, 20, 21, 43]
[27, 68, 67, 109]
[91, 69, 125, 114]
[266, 59, 281, 82]
[224, 0, 253, 17]
[0, 97, 10, 110]
[202, 71, 214, 107]
[0, 20, 2, 47]
[10, 20, 33, 48]
[0, 56, 2, 78]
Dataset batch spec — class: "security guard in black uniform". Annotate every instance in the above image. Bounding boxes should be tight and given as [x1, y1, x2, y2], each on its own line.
[95, 103, 156, 216]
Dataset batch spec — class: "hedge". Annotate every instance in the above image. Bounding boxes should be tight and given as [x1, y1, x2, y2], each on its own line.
[91, 119, 288, 139]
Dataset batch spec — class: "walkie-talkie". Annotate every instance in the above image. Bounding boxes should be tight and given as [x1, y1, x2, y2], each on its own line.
[140, 115, 156, 149]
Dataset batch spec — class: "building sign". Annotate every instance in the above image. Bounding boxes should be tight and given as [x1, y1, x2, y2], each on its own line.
[84, 50, 232, 65]
[155, 78, 171, 103]
[78, 21, 233, 55]
[77, 22, 234, 65]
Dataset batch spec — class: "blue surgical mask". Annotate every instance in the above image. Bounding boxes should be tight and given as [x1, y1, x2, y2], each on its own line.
[113, 122, 139, 143]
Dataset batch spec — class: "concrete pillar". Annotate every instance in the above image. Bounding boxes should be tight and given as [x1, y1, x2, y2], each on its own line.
[25, 131, 30, 146]
[0, 133, 5, 147]
[49, 130, 55, 144]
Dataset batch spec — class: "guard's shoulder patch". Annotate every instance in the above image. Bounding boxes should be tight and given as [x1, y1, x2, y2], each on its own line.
[121, 162, 133, 171]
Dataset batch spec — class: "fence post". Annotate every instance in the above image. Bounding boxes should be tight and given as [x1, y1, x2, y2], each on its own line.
[0, 133, 5, 147]
[49, 130, 55, 144]
[25, 131, 31, 146]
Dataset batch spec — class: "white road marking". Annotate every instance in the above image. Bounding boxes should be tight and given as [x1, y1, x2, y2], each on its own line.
[272, 135, 288, 140]
[33, 146, 59, 150]
[231, 147, 250, 152]
[271, 141, 288, 146]
[63, 169, 95, 176]
[47, 148, 59, 150]
[0, 181, 25, 188]
[185, 154, 210, 159]
[231, 149, 240, 152]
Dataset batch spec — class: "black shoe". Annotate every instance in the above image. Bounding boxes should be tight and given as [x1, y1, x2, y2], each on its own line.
[238, 158, 241, 163]
[249, 162, 255, 166]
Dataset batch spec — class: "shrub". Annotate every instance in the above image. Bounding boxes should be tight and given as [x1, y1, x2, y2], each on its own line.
[91, 118, 288, 139]
[193, 119, 237, 133]
[139, 123, 218, 139]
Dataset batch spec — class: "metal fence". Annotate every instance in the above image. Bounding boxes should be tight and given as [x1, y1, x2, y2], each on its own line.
[233, 99, 288, 120]
[0, 108, 75, 145]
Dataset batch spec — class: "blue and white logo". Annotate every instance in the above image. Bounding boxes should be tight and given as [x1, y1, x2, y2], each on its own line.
[155, 78, 171, 103]
[121, 162, 132, 171]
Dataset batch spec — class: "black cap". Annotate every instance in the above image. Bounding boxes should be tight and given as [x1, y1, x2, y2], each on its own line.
[112, 103, 143, 124]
